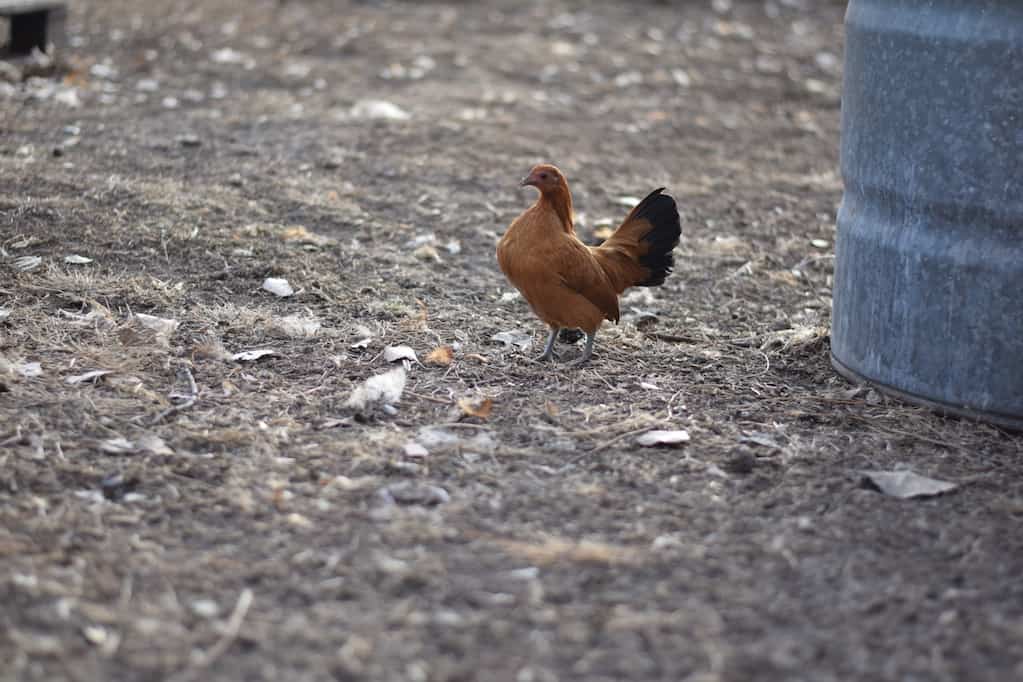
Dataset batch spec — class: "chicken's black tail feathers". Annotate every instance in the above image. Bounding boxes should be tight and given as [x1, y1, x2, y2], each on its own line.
[633, 188, 682, 287]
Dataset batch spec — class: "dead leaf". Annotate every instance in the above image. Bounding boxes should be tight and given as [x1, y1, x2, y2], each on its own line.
[458, 397, 493, 420]
[636, 429, 691, 447]
[16, 362, 42, 378]
[492, 330, 532, 351]
[135, 313, 179, 346]
[326, 475, 379, 492]
[261, 277, 294, 297]
[138, 434, 174, 456]
[413, 244, 441, 263]
[232, 349, 277, 362]
[66, 370, 112, 385]
[271, 314, 321, 338]
[12, 256, 42, 271]
[383, 345, 417, 363]
[860, 470, 958, 499]
[740, 433, 783, 450]
[404, 299, 429, 331]
[280, 225, 332, 246]
[416, 427, 462, 451]
[193, 336, 231, 361]
[99, 437, 136, 454]
[424, 346, 453, 366]
[346, 367, 406, 411]
[64, 254, 93, 264]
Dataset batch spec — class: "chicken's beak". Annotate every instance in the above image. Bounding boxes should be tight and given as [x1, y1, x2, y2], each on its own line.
[520, 174, 537, 188]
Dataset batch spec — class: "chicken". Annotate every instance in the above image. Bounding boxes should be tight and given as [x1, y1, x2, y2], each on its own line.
[497, 163, 682, 366]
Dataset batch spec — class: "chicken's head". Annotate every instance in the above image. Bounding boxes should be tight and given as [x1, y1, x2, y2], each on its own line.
[521, 164, 566, 193]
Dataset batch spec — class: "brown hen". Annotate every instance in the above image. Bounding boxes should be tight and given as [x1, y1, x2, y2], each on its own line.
[497, 163, 682, 366]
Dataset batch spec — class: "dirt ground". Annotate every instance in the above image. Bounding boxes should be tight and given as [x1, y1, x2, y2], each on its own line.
[2, 0, 1022, 680]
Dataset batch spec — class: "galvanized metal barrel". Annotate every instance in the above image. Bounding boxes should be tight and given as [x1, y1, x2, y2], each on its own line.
[832, 0, 1023, 429]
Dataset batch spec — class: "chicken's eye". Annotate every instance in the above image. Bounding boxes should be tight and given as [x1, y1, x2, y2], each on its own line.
[539, 173, 549, 180]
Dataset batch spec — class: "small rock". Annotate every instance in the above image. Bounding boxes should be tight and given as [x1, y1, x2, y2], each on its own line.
[262, 277, 294, 297]
[101, 472, 136, 501]
[211, 48, 247, 64]
[636, 429, 691, 447]
[191, 599, 220, 618]
[403, 441, 429, 458]
[90, 63, 118, 80]
[82, 625, 108, 646]
[350, 99, 411, 121]
[378, 481, 450, 506]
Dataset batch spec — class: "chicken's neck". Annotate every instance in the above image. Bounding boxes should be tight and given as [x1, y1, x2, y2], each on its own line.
[538, 187, 574, 233]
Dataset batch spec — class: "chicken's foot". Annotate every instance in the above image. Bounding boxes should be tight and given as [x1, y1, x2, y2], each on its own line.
[569, 332, 595, 368]
[538, 327, 560, 361]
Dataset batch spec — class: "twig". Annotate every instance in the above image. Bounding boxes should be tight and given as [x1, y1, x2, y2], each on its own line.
[846, 415, 967, 452]
[642, 331, 705, 344]
[793, 253, 835, 272]
[191, 588, 253, 669]
[0, 426, 24, 448]
[406, 390, 453, 405]
[590, 425, 661, 454]
[151, 367, 198, 425]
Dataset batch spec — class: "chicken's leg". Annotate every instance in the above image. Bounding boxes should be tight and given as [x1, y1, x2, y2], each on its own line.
[570, 332, 595, 368]
[538, 327, 560, 361]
